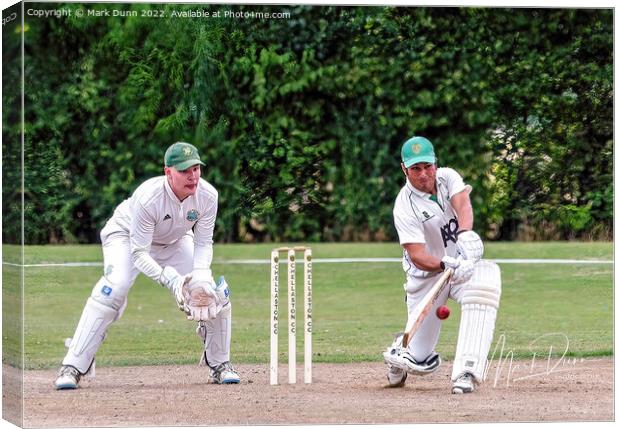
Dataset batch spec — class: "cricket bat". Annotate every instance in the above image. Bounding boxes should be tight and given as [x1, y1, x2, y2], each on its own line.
[401, 268, 454, 348]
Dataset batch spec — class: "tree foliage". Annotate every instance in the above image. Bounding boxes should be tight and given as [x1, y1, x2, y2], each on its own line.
[2, 5, 613, 244]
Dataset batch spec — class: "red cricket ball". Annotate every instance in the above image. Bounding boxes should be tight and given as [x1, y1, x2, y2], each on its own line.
[436, 305, 450, 320]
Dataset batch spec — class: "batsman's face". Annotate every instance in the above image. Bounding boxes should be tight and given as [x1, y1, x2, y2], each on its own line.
[165, 164, 201, 201]
[402, 162, 437, 194]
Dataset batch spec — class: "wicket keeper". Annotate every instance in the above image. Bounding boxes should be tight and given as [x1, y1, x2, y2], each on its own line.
[383, 136, 501, 394]
[55, 142, 240, 389]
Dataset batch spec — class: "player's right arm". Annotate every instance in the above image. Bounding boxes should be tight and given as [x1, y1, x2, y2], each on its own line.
[129, 202, 162, 281]
[404, 242, 473, 283]
[393, 193, 443, 274]
[394, 204, 472, 281]
[402, 243, 443, 273]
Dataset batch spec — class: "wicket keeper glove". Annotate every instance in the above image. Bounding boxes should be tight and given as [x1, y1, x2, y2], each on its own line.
[214, 276, 230, 308]
[456, 230, 484, 262]
[183, 269, 220, 321]
[441, 256, 475, 285]
[158, 266, 192, 312]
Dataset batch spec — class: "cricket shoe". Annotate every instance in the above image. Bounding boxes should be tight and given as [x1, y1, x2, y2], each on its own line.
[452, 372, 475, 394]
[386, 365, 407, 387]
[209, 361, 240, 384]
[54, 365, 82, 390]
[383, 347, 441, 376]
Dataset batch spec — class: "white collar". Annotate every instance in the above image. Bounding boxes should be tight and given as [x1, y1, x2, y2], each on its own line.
[164, 176, 183, 204]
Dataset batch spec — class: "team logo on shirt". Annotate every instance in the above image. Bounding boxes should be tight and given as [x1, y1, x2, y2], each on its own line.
[440, 218, 459, 247]
[186, 209, 199, 221]
[421, 210, 436, 223]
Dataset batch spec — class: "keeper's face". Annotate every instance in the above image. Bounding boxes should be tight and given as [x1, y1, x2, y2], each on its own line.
[402, 162, 437, 194]
[165, 164, 201, 201]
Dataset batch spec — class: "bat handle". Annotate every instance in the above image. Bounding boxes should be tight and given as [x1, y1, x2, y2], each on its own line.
[401, 333, 410, 348]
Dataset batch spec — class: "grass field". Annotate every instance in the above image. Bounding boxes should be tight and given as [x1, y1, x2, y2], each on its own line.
[2, 241, 613, 370]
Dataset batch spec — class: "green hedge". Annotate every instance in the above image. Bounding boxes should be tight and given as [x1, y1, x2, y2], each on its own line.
[2, 5, 613, 243]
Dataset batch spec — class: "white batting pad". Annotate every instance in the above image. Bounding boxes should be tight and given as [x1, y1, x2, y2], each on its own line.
[451, 260, 501, 382]
[202, 303, 233, 367]
[62, 297, 117, 373]
[90, 275, 128, 310]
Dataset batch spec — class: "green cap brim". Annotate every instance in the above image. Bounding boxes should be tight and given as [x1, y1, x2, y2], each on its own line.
[403, 155, 436, 168]
[172, 159, 206, 171]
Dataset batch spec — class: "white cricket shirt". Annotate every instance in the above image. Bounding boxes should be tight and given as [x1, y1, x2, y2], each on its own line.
[105, 176, 218, 281]
[393, 167, 470, 279]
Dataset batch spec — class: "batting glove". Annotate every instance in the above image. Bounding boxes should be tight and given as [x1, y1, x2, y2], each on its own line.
[441, 256, 475, 285]
[456, 230, 484, 262]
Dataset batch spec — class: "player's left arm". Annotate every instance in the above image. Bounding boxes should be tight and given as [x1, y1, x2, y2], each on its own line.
[192, 191, 218, 272]
[449, 182, 483, 262]
[130, 202, 165, 281]
[450, 190, 474, 232]
[184, 189, 221, 320]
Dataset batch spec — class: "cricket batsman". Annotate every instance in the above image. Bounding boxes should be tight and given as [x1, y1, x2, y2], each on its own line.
[383, 136, 501, 394]
[55, 142, 240, 389]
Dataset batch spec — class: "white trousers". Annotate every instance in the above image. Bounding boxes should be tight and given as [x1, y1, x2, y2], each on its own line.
[63, 224, 206, 373]
[403, 260, 499, 365]
[96, 229, 232, 367]
[100, 224, 195, 301]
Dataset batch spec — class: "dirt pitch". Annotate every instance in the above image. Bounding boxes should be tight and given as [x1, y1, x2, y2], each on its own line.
[4, 357, 614, 427]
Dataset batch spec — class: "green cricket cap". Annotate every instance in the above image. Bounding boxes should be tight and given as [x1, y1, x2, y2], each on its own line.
[401, 136, 436, 168]
[164, 142, 205, 171]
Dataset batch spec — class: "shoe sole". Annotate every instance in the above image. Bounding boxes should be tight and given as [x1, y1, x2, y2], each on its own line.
[383, 354, 440, 376]
[452, 387, 473, 394]
[210, 376, 241, 384]
[55, 384, 77, 390]
[383, 356, 409, 373]
[212, 379, 240, 384]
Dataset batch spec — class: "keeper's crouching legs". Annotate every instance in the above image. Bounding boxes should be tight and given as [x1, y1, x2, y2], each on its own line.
[196, 277, 240, 384]
[451, 260, 501, 394]
[55, 277, 128, 389]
